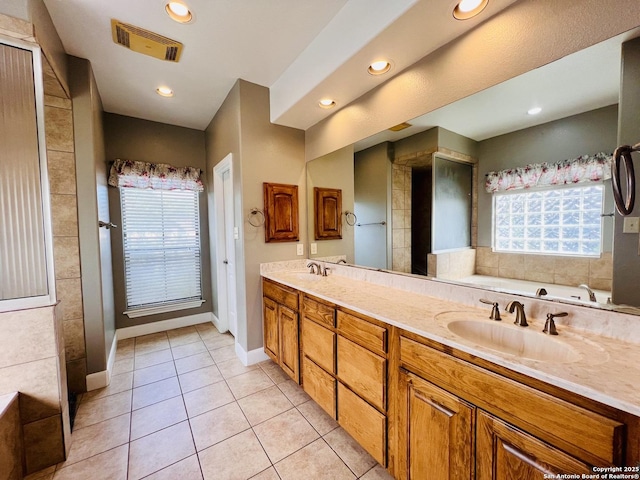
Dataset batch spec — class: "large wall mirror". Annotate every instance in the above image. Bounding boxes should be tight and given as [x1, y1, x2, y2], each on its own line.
[306, 27, 640, 314]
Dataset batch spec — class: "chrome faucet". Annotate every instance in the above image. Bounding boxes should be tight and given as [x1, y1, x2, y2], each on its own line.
[479, 299, 501, 321]
[543, 312, 568, 335]
[307, 261, 321, 275]
[321, 265, 331, 276]
[506, 300, 528, 327]
[578, 284, 597, 302]
[337, 259, 347, 264]
[536, 287, 548, 296]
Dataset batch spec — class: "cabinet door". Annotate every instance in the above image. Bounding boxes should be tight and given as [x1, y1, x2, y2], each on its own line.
[476, 411, 592, 480]
[263, 297, 279, 362]
[398, 371, 475, 480]
[302, 356, 336, 418]
[337, 335, 385, 411]
[302, 317, 335, 373]
[279, 305, 299, 383]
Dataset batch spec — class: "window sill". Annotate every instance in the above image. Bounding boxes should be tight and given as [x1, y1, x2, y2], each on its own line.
[124, 300, 205, 318]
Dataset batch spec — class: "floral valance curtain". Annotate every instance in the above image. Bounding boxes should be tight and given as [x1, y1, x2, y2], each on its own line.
[108, 159, 204, 192]
[485, 152, 612, 193]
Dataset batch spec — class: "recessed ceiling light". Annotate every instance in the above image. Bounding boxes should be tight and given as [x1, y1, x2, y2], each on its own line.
[166, 1, 193, 23]
[527, 107, 542, 115]
[156, 86, 174, 97]
[368, 60, 392, 75]
[453, 0, 488, 20]
[319, 99, 336, 109]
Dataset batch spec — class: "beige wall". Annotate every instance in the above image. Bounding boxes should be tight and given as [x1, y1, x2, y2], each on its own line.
[306, 145, 355, 262]
[205, 80, 306, 353]
[103, 113, 212, 329]
[305, 0, 640, 161]
[69, 56, 114, 375]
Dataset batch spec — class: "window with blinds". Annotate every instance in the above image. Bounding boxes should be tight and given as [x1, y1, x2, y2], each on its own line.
[120, 188, 203, 316]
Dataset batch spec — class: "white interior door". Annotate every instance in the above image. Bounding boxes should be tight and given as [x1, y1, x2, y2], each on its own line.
[222, 169, 237, 337]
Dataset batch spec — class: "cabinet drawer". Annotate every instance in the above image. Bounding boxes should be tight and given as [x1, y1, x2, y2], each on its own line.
[338, 382, 386, 466]
[400, 336, 625, 465]
[302, 295, 335, 328]
[302, 356, 336, 419]
[337, 310, 387, 355]
[337, 335, 385, 411]
[263, 280, 298, 311]
[302, 318, 335, 373]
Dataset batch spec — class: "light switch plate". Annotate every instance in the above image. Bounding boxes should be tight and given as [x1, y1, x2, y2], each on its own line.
[310, 243, 318, 254]
[296, 243, 304, 256]
[623, 217, 640, 233]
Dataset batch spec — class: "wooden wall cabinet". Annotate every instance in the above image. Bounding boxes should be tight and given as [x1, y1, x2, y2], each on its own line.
[262, 279, 300, 382]
[314, 187, 342, 240]
[263, 182, 299, 243]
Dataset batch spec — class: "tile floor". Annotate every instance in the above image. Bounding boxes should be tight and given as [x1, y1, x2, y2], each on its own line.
[24, 322, 393, 480]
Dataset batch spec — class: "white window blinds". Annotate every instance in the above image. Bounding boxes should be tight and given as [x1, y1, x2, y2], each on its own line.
[121, 188, 202, 314]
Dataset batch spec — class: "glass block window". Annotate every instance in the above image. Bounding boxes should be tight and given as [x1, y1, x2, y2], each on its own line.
[493, 185, 603, 256]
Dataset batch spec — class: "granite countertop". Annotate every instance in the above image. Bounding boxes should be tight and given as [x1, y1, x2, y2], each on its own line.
[262, 269, 640, 417]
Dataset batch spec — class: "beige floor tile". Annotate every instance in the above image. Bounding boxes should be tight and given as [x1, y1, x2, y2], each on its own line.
[134, 349, 173, 370]
[167, 326, 202, 347]
[178, 365, 223, 394]
[130, 396, 187, 440]
[297, 399, 338, 435]
[175, 351, 214, 375]
[198, 429, 270, 480]
[82, 372, 133, 402]
[274, 439, 355, 480]
[226, 369, 274, 399]
[134, 333, 170, 356]
[194, 322, 219, 336]
[73, 390, 132, 429]
[59, 413, 130, 467]
[132, 361, 176, 388]
[190, 402, 250, 451]
[324, 427, 376, 477]
[253, 408, 319, 463]
[237, 385, 293, 426]
[209, 343, 236, 362]
[249, 467, 280, 480]
[115, 338, 135, 359]
[112, 357, 134, 376]
[132, 376, 181, 411]
[183, 381, 235, 418]
[143, 455, 203, 480]
[53, 444, 129, 480]
[216, 357, 259, 379]
[277, 379, 311, 406]
[171, 340, 207, 360]
[202, 333, 235, 350]
[259, 361, 290, 384]
[128, 421, 195, 480]
[360, 465, 395, 480]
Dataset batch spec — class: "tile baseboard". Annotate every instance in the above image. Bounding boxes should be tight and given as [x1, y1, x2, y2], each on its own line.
[235, 342, 269, 367]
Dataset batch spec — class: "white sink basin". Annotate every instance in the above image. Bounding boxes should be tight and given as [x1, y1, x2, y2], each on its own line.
[446, 320, 581, 363]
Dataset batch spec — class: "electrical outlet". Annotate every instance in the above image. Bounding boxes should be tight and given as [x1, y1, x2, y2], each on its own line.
[296, 243, 304, 256]
[623, 217, 640, 233]
[310, 243, 318, 254]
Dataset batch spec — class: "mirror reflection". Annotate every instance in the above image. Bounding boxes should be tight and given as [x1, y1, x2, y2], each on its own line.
[307, 28, 640, 312]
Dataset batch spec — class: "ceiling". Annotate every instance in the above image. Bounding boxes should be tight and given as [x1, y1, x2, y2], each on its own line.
[42, 0, 518, 131]
[354, 27, 640, 151]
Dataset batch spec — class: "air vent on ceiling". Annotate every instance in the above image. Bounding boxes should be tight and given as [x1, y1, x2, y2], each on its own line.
[111, 19, 183, 62]
[388, 122, 412, 132]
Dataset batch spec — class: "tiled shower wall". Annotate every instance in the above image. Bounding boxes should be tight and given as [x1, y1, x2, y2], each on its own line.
[43, 62, 87, 394]
[475, 246, 613, 291]
[391, 164, 412, 272]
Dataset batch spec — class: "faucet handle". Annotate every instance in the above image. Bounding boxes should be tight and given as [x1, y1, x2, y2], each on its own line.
[479, 298, 501, 321]
[543, 312, 567, 335]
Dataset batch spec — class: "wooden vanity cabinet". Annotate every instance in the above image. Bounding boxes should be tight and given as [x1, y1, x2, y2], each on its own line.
[262, 279, 300, 383]
[396, 332, 628, 480]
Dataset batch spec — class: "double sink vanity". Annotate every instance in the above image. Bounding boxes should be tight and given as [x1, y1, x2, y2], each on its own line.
[261, 260, 640, 479]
